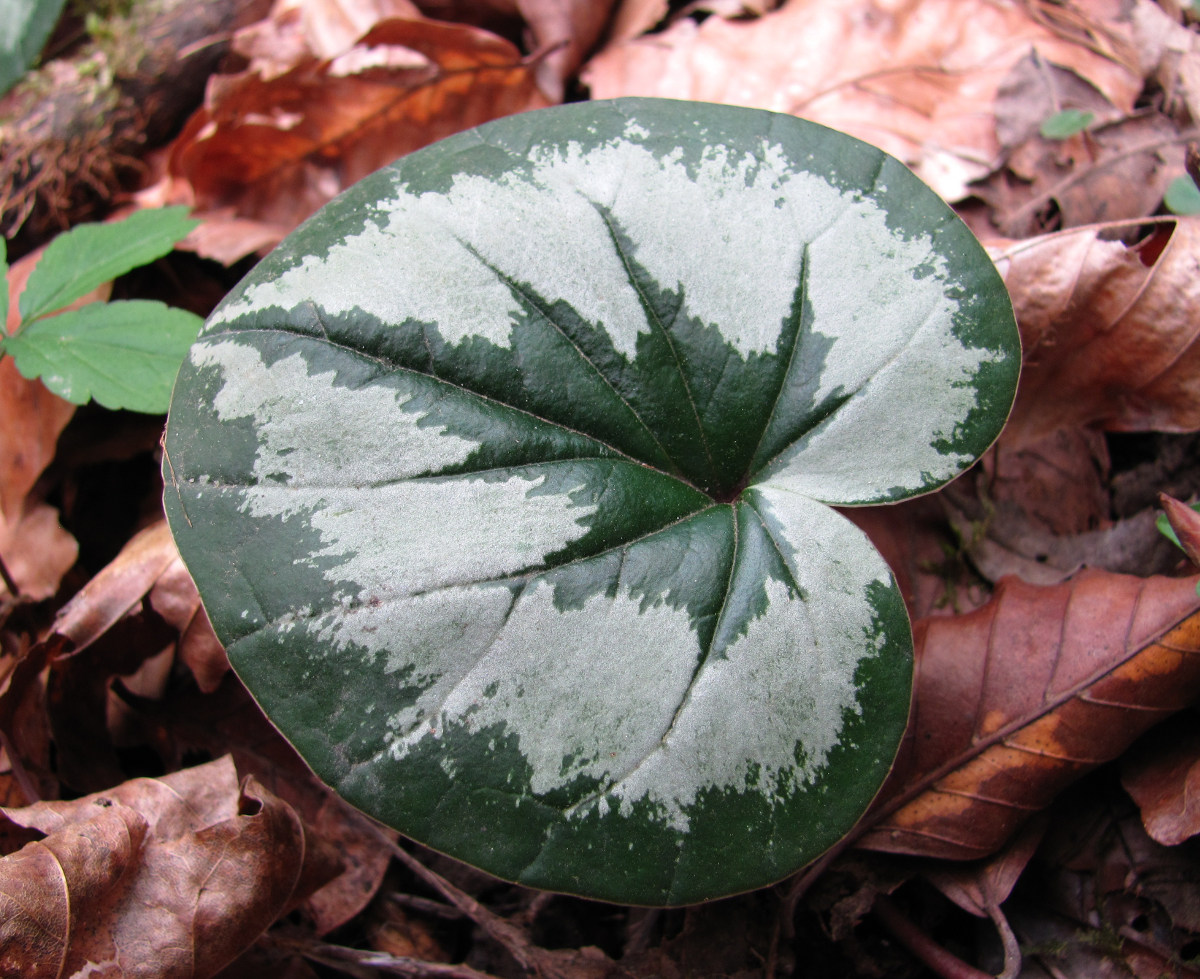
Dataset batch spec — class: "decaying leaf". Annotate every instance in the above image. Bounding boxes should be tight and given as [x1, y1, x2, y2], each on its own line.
[994, 218, 1200, 449]
[581, 0, 1142, 200]
[0, 756, 329, 979]
[148, 555, 229, 693]
[145, 12, 549, 263]
[1122, 712, 1200, 846]
[858, 570, 1200, 860]
[131, 677, 393, 936]
[976, 106, 1190, 238]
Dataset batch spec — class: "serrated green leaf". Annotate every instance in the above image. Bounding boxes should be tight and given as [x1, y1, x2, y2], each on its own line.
[1039, 108, 1094, 140]
[6, 299, 202, 412]
[1165, 174, 1200, 215]
[18, 207, 198, 324]
[163, 98, 1021, 905]
[0, 0, 67, 95]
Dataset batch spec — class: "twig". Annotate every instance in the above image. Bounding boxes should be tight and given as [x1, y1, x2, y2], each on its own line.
[386, 892, 467, 920]
[266, 932, 498, 979]
[0, 550, 20, 598]
[873, 894, 994, 979]
[380, 835, 548, 976]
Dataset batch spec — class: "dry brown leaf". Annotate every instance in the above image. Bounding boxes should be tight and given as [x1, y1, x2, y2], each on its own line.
[133, 676, 392, 936]
[993, 218, 1200, 450]
[976, 109, 1189, 237]
[582, 0, 1142, 200]
[146, 14, 549, 263]
[605, 0, 668, 44]
[938, 433, 1177, 587]
[857, 570, 1200, 860]
[47, 519, 178, 659]
[1122, 713, 1200, 846]
[841, 495, 990, 621]
[0, 756, 325, 979]
[515, 0, 621, 102]
[149, 556, 230, 693]
[0, 499, 78, 604]
[235, 0, 426, 74]
[0, 356, 74, 526]
[1132, 0, 1200, 124]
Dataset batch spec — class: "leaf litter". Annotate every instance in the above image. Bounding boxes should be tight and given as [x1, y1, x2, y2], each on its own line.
[6, 0, 1200, 975]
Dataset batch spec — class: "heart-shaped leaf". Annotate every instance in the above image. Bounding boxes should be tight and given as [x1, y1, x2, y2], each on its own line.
[163, 98, 1020, 905]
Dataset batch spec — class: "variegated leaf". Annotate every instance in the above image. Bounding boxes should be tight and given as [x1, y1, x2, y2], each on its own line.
[163, 98, 1020, 905]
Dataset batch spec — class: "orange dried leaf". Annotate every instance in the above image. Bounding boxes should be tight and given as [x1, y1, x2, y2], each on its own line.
[858, 570, 1200, 860]
[582, 0, 1141, 200]
[994, 218, 1200, 449]
[155, 16, 549, 262]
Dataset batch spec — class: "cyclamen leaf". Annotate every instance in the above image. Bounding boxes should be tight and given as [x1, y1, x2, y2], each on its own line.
[4, 299, 203, 412]
[17, 207, 198, 323]
[163, 98, 1021, 905]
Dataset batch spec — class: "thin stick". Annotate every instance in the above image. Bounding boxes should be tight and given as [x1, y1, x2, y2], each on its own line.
[0, 550, 20, 598]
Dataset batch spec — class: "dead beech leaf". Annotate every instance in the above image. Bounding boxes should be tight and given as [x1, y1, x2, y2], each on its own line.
[149, 556, 229, 693]
[0, 756, 322, 979]
[1122, 714, 1200, 846]
[841, 495, 989, 621]
[857, 570, 1200, 861]
[605, 0, 668, 44]
[582, 0, 1142, 200]
[132, 676, 391, 936]
[151, 15, 548, 263]
[976, 109, 1189, 238]
[517, 0, 621, 102]
[48, 519, 178, 659]
[993, 218, 1200, 450]
[0, 499, 78, 604]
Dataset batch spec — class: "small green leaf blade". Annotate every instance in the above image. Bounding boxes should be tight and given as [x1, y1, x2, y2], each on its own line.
[164, 98, 1020, 905]
[18, 207, 198, 323]
[1039, 108, 1094, 140]
[0, 0, 66, 95]
[6, 299, 203, 412]
[1165, 174, 1200, 215]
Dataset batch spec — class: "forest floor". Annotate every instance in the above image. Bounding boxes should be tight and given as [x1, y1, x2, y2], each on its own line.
[4, 1, 1200, 977]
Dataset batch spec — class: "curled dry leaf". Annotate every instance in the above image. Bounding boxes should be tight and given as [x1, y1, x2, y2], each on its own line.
[581, 0, 1141, 200]
[46, 520, 178, 660]
[0, 756, 325, 979]
[994, 218, 1200, 450]
[149, 15, 548, 263]
[857, 570, 1200, 861]
[133, 677, 392, 936]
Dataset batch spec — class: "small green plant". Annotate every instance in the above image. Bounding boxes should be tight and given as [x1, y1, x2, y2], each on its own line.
[1040, 108, 1094, 140]
[1, 206, 203, 413]
[163, 98, 1021, 904]
[1164, 174, 1200, 215]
